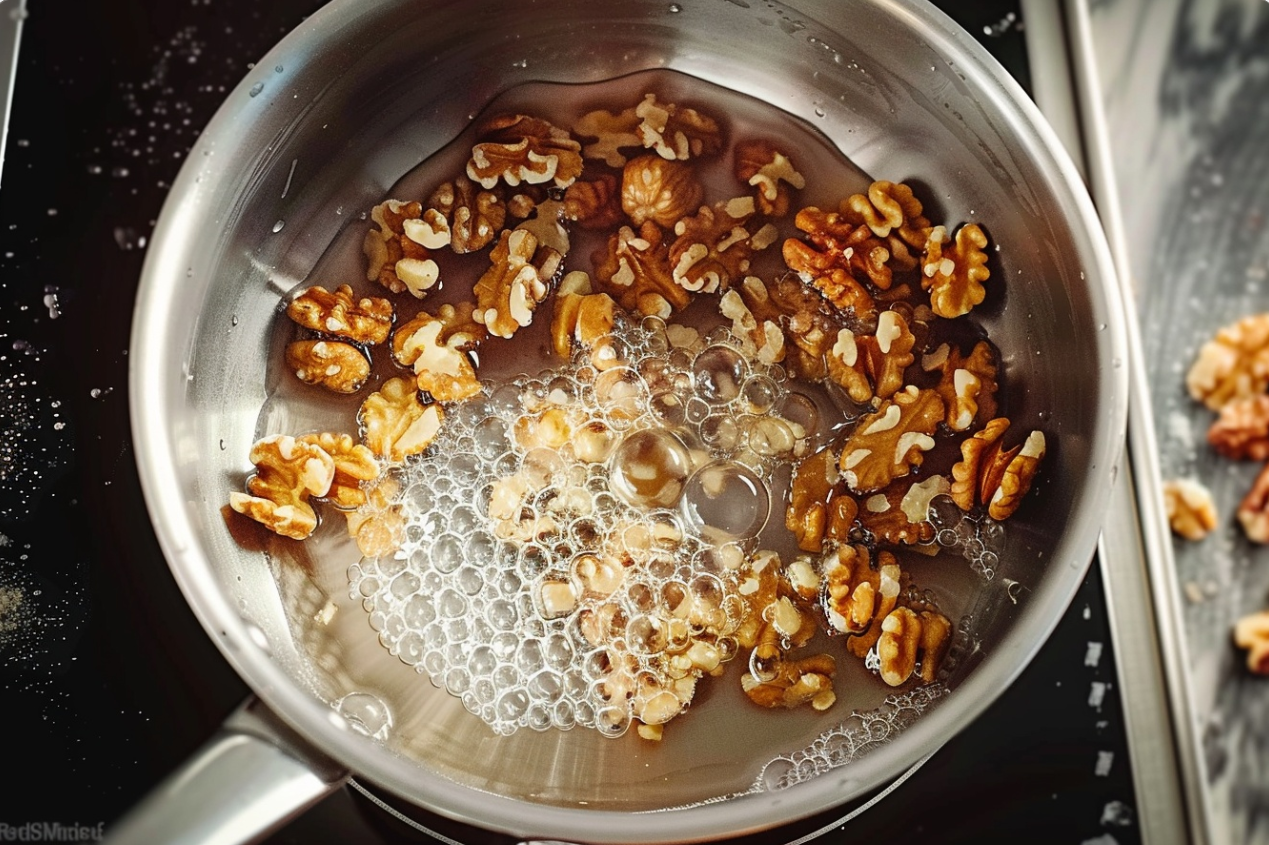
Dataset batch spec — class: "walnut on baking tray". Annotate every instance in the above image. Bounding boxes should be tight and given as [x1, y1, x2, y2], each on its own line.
[634, 92, 723, 162]
[425, 175, 506, 254]
[856, 475, 950, 547]
[286, 284, 394, 346]
[228, 435, 335, 540]
[735, 274, 840, 381]
[564, 173, 626, 231]
[825, 310, 916, 405]
[839, 180, 931, 272]
[1208, 395, 1269, 460]
[466, 113, 584, 190]
[472, 228, 563, 339]
[1233, 609, 1269, 675]
[786, 445, 858, 553]
[1238, 462, 1269, 544]
[1162, 478, 1219, 541]
[362, 199, 449, 298]
[359, 376, 445, 463]
[592, 221, 692, 318]
[284, 340, 370, 394]
[926, 340, 1000, 432]
[572, 105, 642, 168]
[741, 653, 836, 711]
[669, 196, 779, 294]
[877, 606, 952, 686]
[298, 432, 380, 510]
[734, 140, 805, 218]
[921, 223, 990, 319]
[621, 154, 703, 229]
[1187, 313, 1269, 410]
[392, 309, 482, 403]
[950, 418, 1046, 520]
[838, 385, 944, 494]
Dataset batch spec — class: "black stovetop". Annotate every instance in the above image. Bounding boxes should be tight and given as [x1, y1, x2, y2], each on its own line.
[0, 1, 1139, 842]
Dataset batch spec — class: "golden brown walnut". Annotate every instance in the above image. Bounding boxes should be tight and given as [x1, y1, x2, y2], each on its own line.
[741, 654, 837, 711]
[734, 140, 805, 218]
[670, 197, 779, 294]
[572, 105, 642, 167]
[1162, 478, 1219, 541]
[857, 475, 950, 546]
[735, 274, 840, 381]
[1233, 610, 1269, 674]
[362, 199, 448, 298]
[838, 386, 944, 493]
[839, 181, 931, 271]
[784, 206, 894, 304]
[286, 284, 393, 345]
[634, 92, 723, 161]
[229, 435, 336, 540]
[1238, 462, 1269, 543]
[822, 544, 904, 660]
[466, 113, 584, 190]
[719, 287, 785, 366]
[472, 228, 562, 339]
[1187, 314, 1269, 410]
[564, 173, 625, 230]
[921, 223, 990, 319]
[359, 377, 445, 463]
[391, 310, 482, 402]
[928, 341, 1000, 432]
[950, 418, 1046, 519]
[284, 340, 370, 394]
[825, 310, 916, 405]
[1208, 395, 1269, 460]
[550, 271, 619, 365]
[877, 606, 952, 686]
[621, 155, 703, 228]
[346, 475, 406, 559]
[298, 432, 380, 510]
[426, 175, 506, 254]
[787, 446, 858, 553]
[592, 221, 692, 318]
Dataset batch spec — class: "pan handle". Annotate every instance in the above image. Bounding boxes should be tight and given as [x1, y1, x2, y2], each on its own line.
[105, 697, 349, 845]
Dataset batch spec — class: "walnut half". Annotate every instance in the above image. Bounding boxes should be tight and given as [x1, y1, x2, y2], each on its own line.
[229, 435, 336, 540]
[1162, 478, 1218, 541]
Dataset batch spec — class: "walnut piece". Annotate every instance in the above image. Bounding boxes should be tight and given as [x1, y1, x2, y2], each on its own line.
[734, 140, 805, 218]
[838, 386, 944, 493]
[551, 271, 619, 365]
[822, 544, 900, 643]
[1188, 314, 1269, 410]
[877, 606, 952, 686]
[229, 435, 335, 540]
[1233, 610, 1269, 674]
[741, 654, 836, 711]
[466, 113, 584, 190]
[621, 154, 702, 228]
[929, 341, 1000, 431]
[857, 476, 949, 546]
[787, 445, 858, 553]
[736, 274, 840, 381]
[839, 181, 931, 271]
[1238, 462, 1269, 543]
[284, 340, 370, 394]
[719, 286, 785, 366]
[670, 197, 778, 294]
[1208, 395, 1269, 460]
[298, 432, 380, 510]
[392, 309, 482, 402]
[573, 105, 642, 167]
[593, 221, 691, 318]
[359, 376, 445, 463]
[472, 228, 562, 339]
[286, 284, 393, 345]
[950, 418, 1046, 519]
[346, 475, 406, 558]
[362, 199, 448, 297]
[1162, 478, 1218, 541]
[426, 175, 506, 254]
[921, 223, 990, 319]
[784, 205, 894, 303]
[634, 93, 723, 161]
[825, 310, 916, 405]
[564, 173, 625, 230]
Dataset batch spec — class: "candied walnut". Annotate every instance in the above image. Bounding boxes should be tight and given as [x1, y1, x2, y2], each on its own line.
[787, 446, 858, 553]
[229, 435, 335, 540]
[593, 221, 692, 318]
[877, 606, 952, 686]
[284, 340, 370, 394]
[634, 92, 722, 161]
[466, 113, 584, 190]
[472, 228, 562, 339]
[392, 310, 482, 402]
[621, 155, 702, 228]
[840, 181, 931, 271]
[1238, 462, 1269, 543]
[346, 475, 405, 559]
[564, 173, 625, 230]
[736, 274, 840, 381]
[719, 287, 784, 366]
[825, 310, 916, 405]
[838, 386, 944, 493]
[551, 271, 619, 366]
[573, 105, 642, 167]
[857, 475, 950, 546]
[921, 223, 990, 319]
[426, 175, 505, 254]
[734, 140, 805, 218]
[1188, 315, 1269, 410]
[1233, 610, 1269, 674]
[1208, 395, 1269, 460]
[670, 197, 779, 294]
[297, 432, 380, 510]
[741, 654, 836, 711]
[950, 419, 1046, 519]
[1162, 478, 1218, 541]
[286, 284, 393, 345]
[362, 199, 448, 297]
[928, 340, 1000, 431]
[359, 377, 445, 462]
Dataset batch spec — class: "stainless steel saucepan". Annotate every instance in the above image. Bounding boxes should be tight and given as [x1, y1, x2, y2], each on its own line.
[119, 0, 1128, 842]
